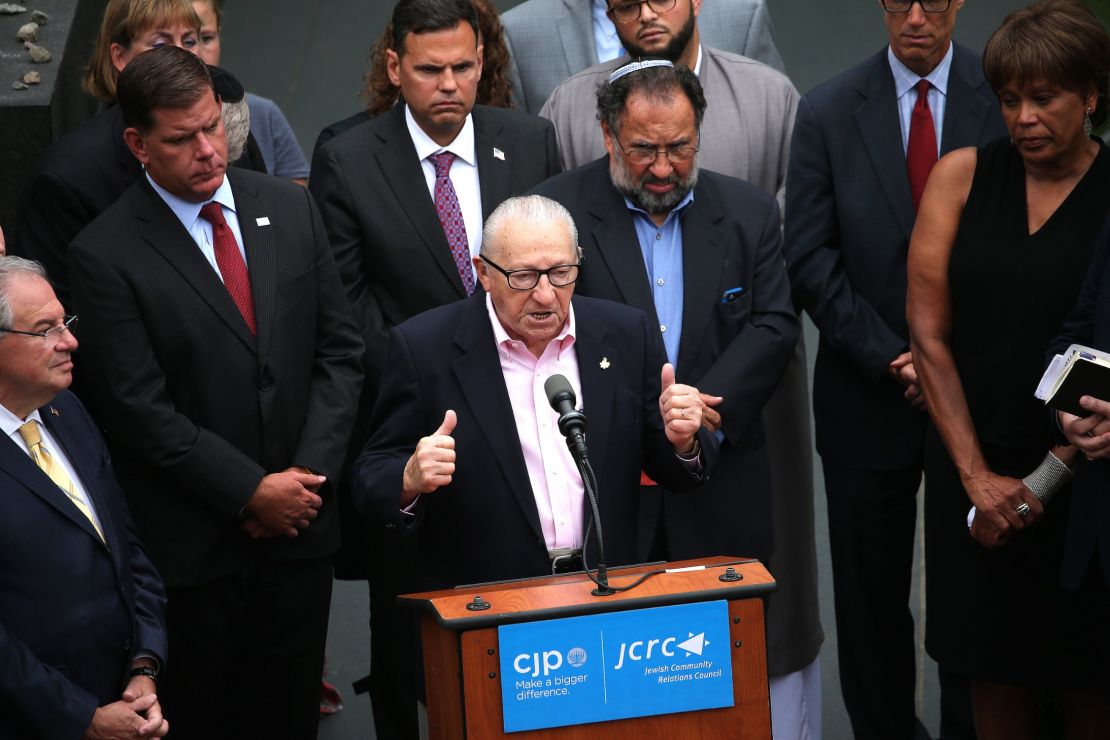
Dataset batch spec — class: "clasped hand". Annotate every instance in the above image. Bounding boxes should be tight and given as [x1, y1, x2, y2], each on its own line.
[966, 470, 1044, 548]
[1059, 395, 1110, 460]
[242, 467, 325, 538]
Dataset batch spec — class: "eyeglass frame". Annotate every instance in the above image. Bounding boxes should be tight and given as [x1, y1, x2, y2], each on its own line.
[880, 0, 953, 14]
[479, 254, 582, 291]
[617, 138, 700, 166]
[606, 0, 678, 24]
[1, 315, 78, 348]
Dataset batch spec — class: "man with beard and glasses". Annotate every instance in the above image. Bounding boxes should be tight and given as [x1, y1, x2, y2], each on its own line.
[501, 0, 784, 114]
[532, 59, 806, 735]
[537, 2, 824, 733]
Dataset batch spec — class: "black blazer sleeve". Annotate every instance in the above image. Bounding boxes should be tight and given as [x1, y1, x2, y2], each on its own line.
[784, 95, 908, 381]
[308, 141, 391, 392]
[694, 196, 799, 447]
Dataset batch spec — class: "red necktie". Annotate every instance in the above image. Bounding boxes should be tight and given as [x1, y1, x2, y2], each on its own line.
[199, 202, 257, 334]
[907, 79, 938, 213]
[429, 152, 476, 295]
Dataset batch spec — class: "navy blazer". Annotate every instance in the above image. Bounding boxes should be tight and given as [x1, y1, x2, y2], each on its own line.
[533, 159, 799, 561]
[785, 44, 1006, 469]
[0, 391, 166, 740]
[1047, 220, 1110, 590]
[352, 294, 716, 589]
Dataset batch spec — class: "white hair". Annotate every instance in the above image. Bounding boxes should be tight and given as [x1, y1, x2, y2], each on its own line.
[0, 256, 47, 331]
[222, 98, 251, 162]
[481, 195, 581, 261]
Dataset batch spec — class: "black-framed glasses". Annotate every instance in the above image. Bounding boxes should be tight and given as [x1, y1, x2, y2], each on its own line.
[618, 141, 699, 166]
[607, 0, 678, 24]
[1, 315, 78, 349]
[479, 255, 580, 291]
[880, 0, 953, 13]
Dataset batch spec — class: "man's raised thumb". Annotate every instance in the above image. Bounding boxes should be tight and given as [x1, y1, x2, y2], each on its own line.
[435, 409, 457, 436]
[661, 362, 676, 391]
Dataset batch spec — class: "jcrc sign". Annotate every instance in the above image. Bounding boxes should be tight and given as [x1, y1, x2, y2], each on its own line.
[497, 601, 734, 732]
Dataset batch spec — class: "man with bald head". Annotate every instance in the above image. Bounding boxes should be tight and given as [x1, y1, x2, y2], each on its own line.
[354, 194, 716, 588]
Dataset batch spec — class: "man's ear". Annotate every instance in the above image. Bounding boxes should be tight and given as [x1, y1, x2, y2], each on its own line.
[473, 254, 492, 293]
[475, 43, 484, 81]
[386, 49, 402, 88]
[601, 120, 616, 158]
[122, 127, 150, 166]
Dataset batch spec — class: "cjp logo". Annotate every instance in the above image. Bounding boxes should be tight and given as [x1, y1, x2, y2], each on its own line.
[514, 647, 588, 677]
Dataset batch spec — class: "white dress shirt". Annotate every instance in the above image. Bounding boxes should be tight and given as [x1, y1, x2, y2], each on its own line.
[888, 43, 953, 157]
[146, 173, 247, 278]
[1, 402, 104, 534]
[405, 105, 484, 283]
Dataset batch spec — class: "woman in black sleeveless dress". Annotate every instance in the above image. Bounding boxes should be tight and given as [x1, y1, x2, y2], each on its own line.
[907, 2, 1110, 737]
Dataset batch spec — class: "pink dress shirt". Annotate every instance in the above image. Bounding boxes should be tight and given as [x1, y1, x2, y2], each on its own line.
[486, 295, 585, 551]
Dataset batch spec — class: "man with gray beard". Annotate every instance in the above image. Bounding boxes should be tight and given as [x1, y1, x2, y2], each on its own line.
[532, 61, 799, 714]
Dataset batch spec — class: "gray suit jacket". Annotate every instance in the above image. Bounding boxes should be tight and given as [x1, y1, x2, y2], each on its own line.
[540, 45, 797, 212]
[784, 44, 1006, 468]
[503, 0, 785, 114]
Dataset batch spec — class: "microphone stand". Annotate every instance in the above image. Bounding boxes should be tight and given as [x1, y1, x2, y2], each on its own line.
[562, 426, 615, 596]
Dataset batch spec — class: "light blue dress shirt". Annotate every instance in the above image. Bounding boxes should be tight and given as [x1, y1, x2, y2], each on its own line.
[888, 42, 954, 156]
[145, 173, 247, 279]
[626, 189, 695, 366]
[592, 0, 626, 63]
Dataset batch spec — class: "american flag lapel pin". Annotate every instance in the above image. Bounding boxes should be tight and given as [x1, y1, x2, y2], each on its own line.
[493, 147, 505, 161]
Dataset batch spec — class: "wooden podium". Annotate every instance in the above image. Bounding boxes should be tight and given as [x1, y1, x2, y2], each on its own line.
[400, 556, 775, 739]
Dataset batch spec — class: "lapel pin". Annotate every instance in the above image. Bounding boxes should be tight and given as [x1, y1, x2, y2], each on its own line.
[493, 147, 505, 161]
[256, 217, 271, 227]
[599, 357, 610, 370]
[50, 406, 60, 416]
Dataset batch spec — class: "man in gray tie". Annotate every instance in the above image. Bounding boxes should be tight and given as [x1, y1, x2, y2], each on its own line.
[502, 0, 785, 113]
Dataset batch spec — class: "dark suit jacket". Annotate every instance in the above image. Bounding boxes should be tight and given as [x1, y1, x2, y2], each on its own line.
[784, 44, 1006, 469]
[0, 391, 166, 740]
[67, 169, 364, 588]
[308, 103, 561, 392]
[12, 107, 140, 310]
[533, 159, 798, 560]
[352, 294, 716, 589]
[1048, 220, 1110, 590]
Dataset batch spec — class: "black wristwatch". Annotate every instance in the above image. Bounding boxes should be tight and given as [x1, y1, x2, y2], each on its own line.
[130, 665, 159, 681]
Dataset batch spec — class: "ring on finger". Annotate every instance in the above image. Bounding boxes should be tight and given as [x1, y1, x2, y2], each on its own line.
[1086, 429, 1097, 438]
[1016, 502, 1031, 518]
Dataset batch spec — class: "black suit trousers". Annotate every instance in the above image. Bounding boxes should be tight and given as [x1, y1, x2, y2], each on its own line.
[160, 554, 333, 740]
[824, 459, 922, 740]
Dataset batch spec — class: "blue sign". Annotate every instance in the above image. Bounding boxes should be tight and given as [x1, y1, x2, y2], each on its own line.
[497, 600, 734, 732]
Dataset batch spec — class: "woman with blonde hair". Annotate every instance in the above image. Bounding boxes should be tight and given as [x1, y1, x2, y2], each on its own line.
[14, 0, 203, 305]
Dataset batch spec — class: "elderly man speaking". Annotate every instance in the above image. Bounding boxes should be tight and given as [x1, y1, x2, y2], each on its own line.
[354, 194, 716, 589]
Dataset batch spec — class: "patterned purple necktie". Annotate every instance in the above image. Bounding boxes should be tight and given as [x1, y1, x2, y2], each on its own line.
[429, 152, 476, 295]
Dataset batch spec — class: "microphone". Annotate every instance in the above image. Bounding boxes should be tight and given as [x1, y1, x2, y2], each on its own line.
[544, 374, 613, 596]
[544, 374, 587, 444]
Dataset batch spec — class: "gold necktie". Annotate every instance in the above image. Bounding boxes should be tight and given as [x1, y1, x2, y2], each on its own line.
[18, 420, 105, 542]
